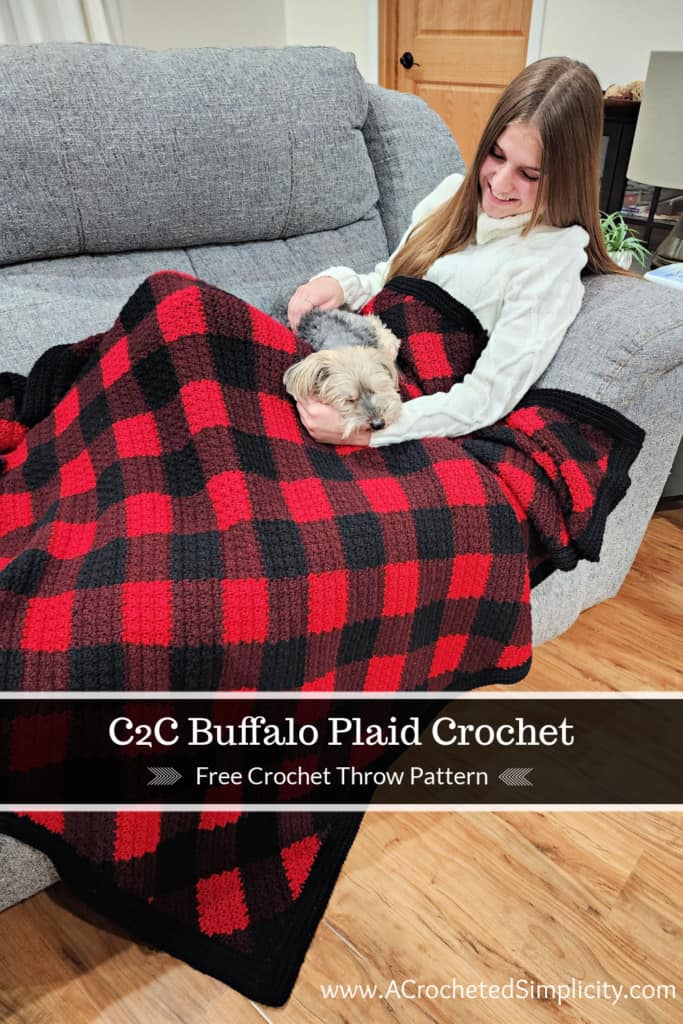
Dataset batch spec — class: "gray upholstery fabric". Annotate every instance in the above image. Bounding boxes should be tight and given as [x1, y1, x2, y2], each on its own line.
[0, 835, 58, 912]
[0, 250, 196, 373]
[530, 274, 683, 644]
[0, 44, 375, 265]
[364, 84, 465, 250]
[0, 215, 390, 374]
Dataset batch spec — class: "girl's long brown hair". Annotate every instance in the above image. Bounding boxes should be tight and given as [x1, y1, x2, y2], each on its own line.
[388, 57, 632, 280]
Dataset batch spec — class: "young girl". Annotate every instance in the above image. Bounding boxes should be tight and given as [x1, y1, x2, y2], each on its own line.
[288, 56, 627, 448]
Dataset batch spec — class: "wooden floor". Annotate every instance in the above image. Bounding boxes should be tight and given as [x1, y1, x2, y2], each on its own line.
[1, 510, 681, 1024]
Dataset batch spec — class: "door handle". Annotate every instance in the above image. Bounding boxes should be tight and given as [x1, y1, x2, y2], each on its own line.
[399, 51, 421, 70]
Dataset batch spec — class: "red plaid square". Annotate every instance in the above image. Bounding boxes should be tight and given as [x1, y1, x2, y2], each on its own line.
[0, 420, 26, 458]
[496, 463, 537, 513]
[382, 562, 419, 617]
[197, 868, 249, 935]
[20, 812, 65, 834]
[428, 633, 468, 678]
[155, 285, 207, 342]
[497, 643, 531, 669]
[124, 492, 173, 537]
[435, 459, 487, 505]
[3, 434, 28, 470]
[531, 450, 558, 480]
[447, 554, 493, 600]
[48, 520, 98, 559]
[59, 450, 96, 498]
[11, 711, 69, 773]
[207, 471, 252, 530]
[114, 413, 161, 458]
[250, 306, 296, 353]
[181, 380, 230, 435]
[302, 670, 337, 690]
[506, 406, 546, 435]
[122, 581, 172, 646]
[408, 331, 454, 378]
[363, 653, 406, 691]
[282, 478, 334, 522]
[199, 811, 241, 829]
[560, 460, 593, 512]
[54, 386, 80, 436]
[21, 592, 75, 651]
[281, 835, 321, 899]
[357, 477, 410, 513]
[0, 492, 32, 538]
[114, 811, 161, 860]
[124, 493, 174, 540]
[307, 571, 348, 633]
[222, 578, 268, 643]
[101, 336, 131, 389]
[259, 394, 302, 443]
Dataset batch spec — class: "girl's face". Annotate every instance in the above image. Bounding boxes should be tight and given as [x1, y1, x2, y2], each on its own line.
[478, 121, 542, 219]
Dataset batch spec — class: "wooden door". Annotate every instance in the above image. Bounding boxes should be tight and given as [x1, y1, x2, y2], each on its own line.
[380, 0, 533, 166]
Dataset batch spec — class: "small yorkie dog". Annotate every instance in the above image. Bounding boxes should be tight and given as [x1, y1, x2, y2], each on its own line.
[283, 308, 402, 438]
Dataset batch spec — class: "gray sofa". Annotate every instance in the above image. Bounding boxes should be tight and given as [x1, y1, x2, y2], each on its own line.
[1, 43, 681, 913]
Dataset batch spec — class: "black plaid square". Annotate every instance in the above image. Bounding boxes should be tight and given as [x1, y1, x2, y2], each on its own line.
[119, 277, 157, 333]
[68, 645, 127, 689]
[170, 532, 223, 581]
[78, 538, 128, 589]
[133, 344, 180, 410]
[23, 439, 59, 489]
[413, 507, 455, 560]
[97, 460, 126, 513]
[256, 520, 308, 579]
[337, 513, 385, 570]
[79, 392, 112, 444]
[234, 430, 279, 479]
[162, 441, 205, 497]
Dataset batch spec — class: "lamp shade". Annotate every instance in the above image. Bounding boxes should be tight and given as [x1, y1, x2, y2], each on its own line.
[627, 51, 683, 189]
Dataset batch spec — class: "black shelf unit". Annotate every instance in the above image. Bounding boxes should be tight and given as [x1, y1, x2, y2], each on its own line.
[600, 99, 640, 214]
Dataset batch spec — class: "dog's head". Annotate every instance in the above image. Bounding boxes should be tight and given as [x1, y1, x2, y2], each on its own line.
[283, 346, 402, 438]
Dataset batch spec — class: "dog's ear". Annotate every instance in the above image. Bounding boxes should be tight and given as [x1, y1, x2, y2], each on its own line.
[283, 353, 332, 401]
[313, 363, 331, 388]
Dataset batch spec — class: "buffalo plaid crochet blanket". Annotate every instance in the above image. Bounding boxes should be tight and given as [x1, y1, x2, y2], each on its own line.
[0, 271, 644, 1003]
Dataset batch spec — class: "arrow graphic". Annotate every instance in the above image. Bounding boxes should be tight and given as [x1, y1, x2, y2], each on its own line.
[148, 766, 182, 786]
[499, 767, 533, 787]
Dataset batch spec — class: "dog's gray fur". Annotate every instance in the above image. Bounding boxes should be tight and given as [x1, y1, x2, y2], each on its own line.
[297, 307, 382, 351]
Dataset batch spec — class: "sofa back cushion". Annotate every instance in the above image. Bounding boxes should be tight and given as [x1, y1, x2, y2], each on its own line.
[0, 43, 377, 266]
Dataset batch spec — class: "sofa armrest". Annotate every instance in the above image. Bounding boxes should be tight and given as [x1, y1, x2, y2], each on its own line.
[530, 274, 683, 644]
[363, 84, 464, 250]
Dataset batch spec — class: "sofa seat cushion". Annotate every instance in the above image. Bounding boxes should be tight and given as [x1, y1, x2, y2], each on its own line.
[0, 214, 390, 374]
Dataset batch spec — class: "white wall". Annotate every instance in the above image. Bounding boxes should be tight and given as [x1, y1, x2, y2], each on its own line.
[119, 0, 286, 49]
[118, 0, 377, 79]
[539, 0, 683, 87]
[284, 0, 377, 81]
[117, 1, 683, 89]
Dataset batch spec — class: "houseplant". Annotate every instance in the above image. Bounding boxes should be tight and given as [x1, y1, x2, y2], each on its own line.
[600, 210, 650, 269]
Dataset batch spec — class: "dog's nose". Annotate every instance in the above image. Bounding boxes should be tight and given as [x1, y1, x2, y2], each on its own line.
[369, 419, 385, 431]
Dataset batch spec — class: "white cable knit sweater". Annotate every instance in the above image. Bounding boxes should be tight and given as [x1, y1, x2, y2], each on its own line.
[312, 173, 590, 446]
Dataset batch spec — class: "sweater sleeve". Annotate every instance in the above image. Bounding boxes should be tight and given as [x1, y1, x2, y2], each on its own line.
[309, 173, 465, 310]
[369, 233, 588, 446]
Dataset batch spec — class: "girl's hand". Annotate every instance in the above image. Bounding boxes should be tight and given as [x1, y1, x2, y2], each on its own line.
[296, 400, 371, 446]
[287, 277, 345, 331]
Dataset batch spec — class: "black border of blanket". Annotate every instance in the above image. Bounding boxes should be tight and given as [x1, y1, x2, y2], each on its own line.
[0, 809, 362, 1006]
